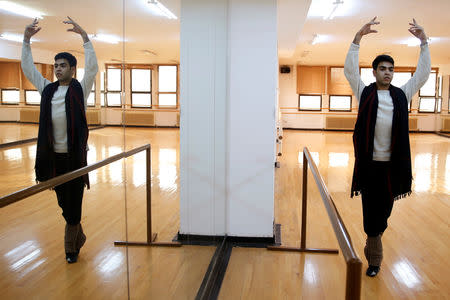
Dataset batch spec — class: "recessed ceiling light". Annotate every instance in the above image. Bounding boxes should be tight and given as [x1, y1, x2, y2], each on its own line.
[310, 34, 328, 45]
[90, 33, 121, 44]
[0, 1, 44, 19]
[307, 0, 352, 19]
[324, 0, 344, 20]
[146, 0, 177, 19]
[0, 33, 31, 43]
[401, 37, 433, 47]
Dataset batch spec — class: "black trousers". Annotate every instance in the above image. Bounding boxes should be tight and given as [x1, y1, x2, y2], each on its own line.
[361, 161, 394, 237]
[54, 153, 85, 225]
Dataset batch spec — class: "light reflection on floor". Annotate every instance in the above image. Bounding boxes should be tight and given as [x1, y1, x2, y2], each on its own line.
[4, 240, 46, 279]
[328, 152, 349, 168]
[95, 250, 124, 276]
[158, 148, 177, 191]
[392, 260, 422, 289]
[303, 260, 319, 285]
[3, 148, 22, 161]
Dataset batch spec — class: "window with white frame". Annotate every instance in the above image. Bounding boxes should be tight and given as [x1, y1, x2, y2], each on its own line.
[25, 90, 40, 105]
[392, 71, 412, 88]
[77, 68, 95, 107]
[2, 89, 20, 104]
[361, 68, 413, 89]
[418, 97, 436, 113]
[106, 68, 122, 106]
[436, 97, 442, 113]
[100, 71, 105, 107]
[438, 76, 442, 97]
[299, 95, 321, 111]
[360, 68, 374, 86]
[77, 68, 85, 81]
[131, 68, 151, 108]
[329, 95, 351, 111]
[86, 82, 95, 106]
[419, 71, 436, 97]
[158, 65, 177, 107]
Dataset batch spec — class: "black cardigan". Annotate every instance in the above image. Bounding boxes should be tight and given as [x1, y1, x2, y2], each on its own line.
[35, 79, 89, 188]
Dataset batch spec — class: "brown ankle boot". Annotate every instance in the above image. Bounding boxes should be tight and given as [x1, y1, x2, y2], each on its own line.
[364, 235, 383, 267]
[65, 224, 81, 263]
[76, 224, 86, 251]
[65, 224, 79, 254]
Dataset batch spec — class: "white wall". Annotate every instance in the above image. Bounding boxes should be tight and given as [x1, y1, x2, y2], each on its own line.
[0, 107, 19, 122]
[227, 0, 277, 237]
[180, 0, 228, 235]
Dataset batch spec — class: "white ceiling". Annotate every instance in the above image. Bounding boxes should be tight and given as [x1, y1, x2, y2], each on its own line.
[0, 0, 181, 64]
[287, 0, 450, 71]
[1, 0, 449, 71]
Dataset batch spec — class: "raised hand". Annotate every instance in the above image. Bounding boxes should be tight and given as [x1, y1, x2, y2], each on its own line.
[353, 17, 380, 45]
[63, 16, 89, 43]
[408, 18, 427, 44]
[24, 18, 41, 43]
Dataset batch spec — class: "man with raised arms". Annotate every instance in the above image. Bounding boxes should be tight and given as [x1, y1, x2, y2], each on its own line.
[22, 17, 98, 263]
[344, 17, 430, 277]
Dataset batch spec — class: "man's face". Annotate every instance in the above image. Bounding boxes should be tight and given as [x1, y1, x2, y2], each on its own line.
[373, 61, 394, 89]
[54, 58, 75, 83]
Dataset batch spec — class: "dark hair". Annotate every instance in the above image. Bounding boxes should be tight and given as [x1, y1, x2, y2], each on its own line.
[372, 54, 394, 70]
[54, 52, 77, 68]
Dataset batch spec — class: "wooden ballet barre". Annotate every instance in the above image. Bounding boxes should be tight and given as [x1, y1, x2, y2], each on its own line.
[0, 143, 180, 248]
[268, 147, 361, 300]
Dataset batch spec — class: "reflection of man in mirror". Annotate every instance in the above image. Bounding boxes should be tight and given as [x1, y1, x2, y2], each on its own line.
[21, 17, 98, 264]
[344, 17, 430, 277]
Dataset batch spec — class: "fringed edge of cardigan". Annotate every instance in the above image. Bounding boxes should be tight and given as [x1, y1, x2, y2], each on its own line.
[351, 190, 411, 201]
[393, 190, 412, 201]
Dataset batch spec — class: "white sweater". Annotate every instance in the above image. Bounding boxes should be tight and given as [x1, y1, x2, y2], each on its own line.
[21, 41, 98, 153]
[344, 43, 431, 161]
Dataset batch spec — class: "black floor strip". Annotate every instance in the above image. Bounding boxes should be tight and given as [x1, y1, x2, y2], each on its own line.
[0, 137, 37, 149]
[435, 132, 450, 138]
[189, 224, 281, 300]
[0, 126, 105, 149]
[89, 125, 106, 131]
[196, 236, 233, 300]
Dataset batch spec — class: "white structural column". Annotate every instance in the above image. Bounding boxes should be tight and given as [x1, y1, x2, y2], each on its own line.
[180, 0, 277, 237]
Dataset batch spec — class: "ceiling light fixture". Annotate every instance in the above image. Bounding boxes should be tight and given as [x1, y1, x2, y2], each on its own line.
[403, 37, 433, 47]
[0, 1, 44, 19]
[0, 33, 30, 43]
[90, 33, 121, 44]
[323, 0, 343, 20]
[311, 34, 327, 45]
[146, 0, 177, 19]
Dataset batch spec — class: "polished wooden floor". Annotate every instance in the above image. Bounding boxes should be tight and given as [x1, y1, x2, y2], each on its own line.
[0, 124, 449, 299]
[0, 123, 38, 144]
